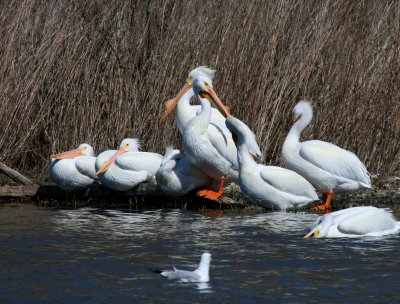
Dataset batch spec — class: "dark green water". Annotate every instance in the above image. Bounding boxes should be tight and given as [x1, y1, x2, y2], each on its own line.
[1, 203, 399, 303]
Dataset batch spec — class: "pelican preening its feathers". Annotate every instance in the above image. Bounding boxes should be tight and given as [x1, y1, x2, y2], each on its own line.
[282, 100, 371, 211]
[50, 143, 97, 192]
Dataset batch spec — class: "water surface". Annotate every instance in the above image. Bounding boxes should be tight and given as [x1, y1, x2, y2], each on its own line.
[1, 203, 399, 303]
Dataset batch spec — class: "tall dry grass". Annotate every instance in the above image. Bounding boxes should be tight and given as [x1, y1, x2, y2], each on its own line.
[0, 0, 399, 179]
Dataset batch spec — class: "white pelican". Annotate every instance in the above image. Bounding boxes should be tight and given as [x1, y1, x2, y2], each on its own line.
[155, 147, 209, 196]
[304, 206, 400, 238]
[159, 66, 227, 134]
[95, 138, 162, 191]
[226, 116, 319, 210]
[151, 252, 211, 283]
[164, 67, 261, 199]
[181, 68, 248, 200]
[282, 100, 371, 211]
[50, 143, 97, 192]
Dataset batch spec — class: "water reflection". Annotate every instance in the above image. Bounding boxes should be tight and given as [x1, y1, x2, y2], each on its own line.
[1, 203, 400, 303]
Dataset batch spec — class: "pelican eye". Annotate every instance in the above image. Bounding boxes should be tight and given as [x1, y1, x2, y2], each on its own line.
[187, 76, 193, 84]
[82, 147, 87, 150]
[125, 144, 129, 149]
[315, 230, 320, 237]
[204, 82, 210, 90]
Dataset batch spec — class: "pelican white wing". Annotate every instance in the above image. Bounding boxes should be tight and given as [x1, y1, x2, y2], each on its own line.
[299, 140, 371, 186]
[259, 167, 318, 201]
[305, 206, 400, 238]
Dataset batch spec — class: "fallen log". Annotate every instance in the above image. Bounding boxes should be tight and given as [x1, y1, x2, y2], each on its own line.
[0, 162, 35, 185]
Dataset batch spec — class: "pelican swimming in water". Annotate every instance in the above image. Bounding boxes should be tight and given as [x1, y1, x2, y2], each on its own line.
[151, 252, 211, 283]
[226, 116, 319, 210]
[159, 66, 228, 134]
[304, 206, 400, 238]
[50, 143, 97, 192]
[95, 138, 162, 191]
[155, 147, 209, 196]
[282, 100, 371, 211]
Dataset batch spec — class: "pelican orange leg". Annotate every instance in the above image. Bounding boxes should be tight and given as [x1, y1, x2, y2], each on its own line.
[197, 177, 226, 201]
[312, 191, 334, 212]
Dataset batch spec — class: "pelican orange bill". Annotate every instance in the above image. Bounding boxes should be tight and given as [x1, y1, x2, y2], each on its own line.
[50, 148, 87, 159]
[159, 83, 192, 124]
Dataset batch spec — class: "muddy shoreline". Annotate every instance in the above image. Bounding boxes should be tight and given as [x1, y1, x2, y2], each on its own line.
[1, 176, 399, 213]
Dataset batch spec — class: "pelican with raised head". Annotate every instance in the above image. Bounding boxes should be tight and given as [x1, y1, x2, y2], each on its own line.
[50, 143, 97, 192]
[304, 206, 400, 238]
[155, 147, 209, 196]
[226, 116, 319, 210]
[181, 68, 246, 200]
[282, 100, 371, 211]
[95, 138, 162, 191]
[159, 66, 228, 134]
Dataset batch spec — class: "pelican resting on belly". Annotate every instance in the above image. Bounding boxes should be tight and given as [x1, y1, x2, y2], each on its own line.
[95, 138, 162, 191]
[304, 206, 400, 238]
[50, 143, 97, 192]
[226, 116, 319, 210]
[282, 100, 371, 211]
[155, 147, 209, 196]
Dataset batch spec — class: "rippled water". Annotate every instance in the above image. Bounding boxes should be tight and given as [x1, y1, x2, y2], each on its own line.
[1, 203, 399, 303]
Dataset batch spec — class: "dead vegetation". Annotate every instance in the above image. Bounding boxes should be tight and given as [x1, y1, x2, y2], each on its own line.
[0, 0, 399, 180]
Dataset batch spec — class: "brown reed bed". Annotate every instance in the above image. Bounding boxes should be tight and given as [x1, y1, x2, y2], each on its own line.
[0, 0, 399, 181]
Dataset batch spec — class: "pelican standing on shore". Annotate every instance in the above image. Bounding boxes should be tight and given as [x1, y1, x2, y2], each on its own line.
[304, 206, 400, 238]
[50, 143, 97, 192]
[180, 68, 240, 200]
[95, 138, 162, 191]
[226, 116, 319, 210]
[165, 67, 260, 200]
[282, 101, 371, 211]
[155, 148, 209, 196]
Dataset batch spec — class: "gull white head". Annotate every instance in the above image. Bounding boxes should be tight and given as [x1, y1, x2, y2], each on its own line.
[96, 138, 140, 175]
[50, 143, 95, 159]
[194, 252, 212, 283]
[304, 214, 334, 238]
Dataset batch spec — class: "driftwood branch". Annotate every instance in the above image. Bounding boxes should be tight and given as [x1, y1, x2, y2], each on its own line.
[0, 162, 35, 185]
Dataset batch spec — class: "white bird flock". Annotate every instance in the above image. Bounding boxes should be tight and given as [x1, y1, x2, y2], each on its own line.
[50, 66, 400, 245]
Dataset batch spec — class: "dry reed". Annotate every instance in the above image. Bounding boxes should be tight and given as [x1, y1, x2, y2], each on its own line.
[0, 0, 399, 180]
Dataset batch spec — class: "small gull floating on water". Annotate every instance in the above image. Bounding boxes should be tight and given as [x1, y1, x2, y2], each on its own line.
[150, 252, 211, 283]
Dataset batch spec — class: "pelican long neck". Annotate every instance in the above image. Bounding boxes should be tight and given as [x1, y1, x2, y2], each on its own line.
[162, 159, 176, 171]
[193, 95, 212, 130]
[176, 89, 195, 133]
[287, 111, 312, 143]
[237, 139, 257, 168]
